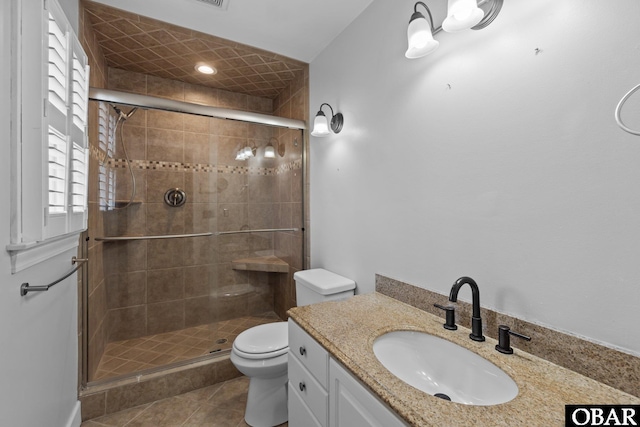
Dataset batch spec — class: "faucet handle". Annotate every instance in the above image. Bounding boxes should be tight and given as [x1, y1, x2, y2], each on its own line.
[434, 304, 457, 330]
[495, 325, 531, 354]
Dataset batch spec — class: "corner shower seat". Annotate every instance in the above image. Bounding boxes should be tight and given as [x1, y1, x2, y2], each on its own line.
[231, 255, 289, 273]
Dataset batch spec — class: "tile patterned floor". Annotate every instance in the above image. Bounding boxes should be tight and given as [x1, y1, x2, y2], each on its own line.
[81, 376, 288, 427]
[93, 312, 282, 381]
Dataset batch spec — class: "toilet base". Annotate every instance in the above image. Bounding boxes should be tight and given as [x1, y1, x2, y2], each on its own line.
[244, 373, 288, 427]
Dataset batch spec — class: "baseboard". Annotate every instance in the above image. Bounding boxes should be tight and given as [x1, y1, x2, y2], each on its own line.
[65, 400, 82, 427]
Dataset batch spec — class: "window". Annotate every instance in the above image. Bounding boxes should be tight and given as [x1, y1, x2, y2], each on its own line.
[7, 0, 89, 272]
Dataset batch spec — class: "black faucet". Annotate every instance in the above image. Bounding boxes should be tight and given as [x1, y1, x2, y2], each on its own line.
[449, 277, 485, 342]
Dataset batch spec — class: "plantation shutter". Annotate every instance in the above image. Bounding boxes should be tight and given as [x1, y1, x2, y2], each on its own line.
[47, 10, 68, 219]
[44, 0, 89, 239]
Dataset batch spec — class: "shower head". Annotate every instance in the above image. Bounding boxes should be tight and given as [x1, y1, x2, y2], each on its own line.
[109, 104, 138, 121]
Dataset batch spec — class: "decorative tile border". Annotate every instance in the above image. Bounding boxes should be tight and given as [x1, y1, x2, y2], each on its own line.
[102, 158, 301, 176]
[375, 274, 640, 398]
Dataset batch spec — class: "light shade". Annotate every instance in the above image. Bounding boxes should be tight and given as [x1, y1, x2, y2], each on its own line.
[442, 0, 484, 32]
[264, 144, 275, 158]
[405, 11, 439, 59]
[311, 111, 330, 137]
[311, 103, 343, 137]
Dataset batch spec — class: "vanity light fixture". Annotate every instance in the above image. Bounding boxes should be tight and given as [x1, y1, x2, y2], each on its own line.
[442, 0, 484, 32]
[405, 0, 503, 59]
[195, 62, 217, 75]
[405, 2, 439, 59]
[311, 103, 343, 137]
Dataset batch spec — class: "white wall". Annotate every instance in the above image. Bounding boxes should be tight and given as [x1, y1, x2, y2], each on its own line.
[0, 1, 81, 426]
[310, 0, 640, 355]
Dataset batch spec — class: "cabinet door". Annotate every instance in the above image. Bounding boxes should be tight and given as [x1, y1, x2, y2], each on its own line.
[289, 382, 324, 427]
[329, 359, 407, 427]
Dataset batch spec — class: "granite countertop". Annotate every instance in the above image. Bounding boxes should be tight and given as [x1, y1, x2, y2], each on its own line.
[288, 292, 640, 427]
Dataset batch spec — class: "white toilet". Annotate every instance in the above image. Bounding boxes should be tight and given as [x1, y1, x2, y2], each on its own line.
[230, 268, 356, 427]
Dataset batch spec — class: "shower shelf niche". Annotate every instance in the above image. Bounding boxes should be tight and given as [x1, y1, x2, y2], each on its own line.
[231, 255, 289, 273]
[112, 200, 143, 208]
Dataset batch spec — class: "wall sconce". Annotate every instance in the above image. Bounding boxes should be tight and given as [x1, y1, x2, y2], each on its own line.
[311, 103, 344, 137]
[265, 137, 278, 158]
[405, 0, 503, 59]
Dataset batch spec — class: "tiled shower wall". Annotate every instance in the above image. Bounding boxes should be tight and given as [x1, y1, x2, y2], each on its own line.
[100, 68, 274, 343]
[273, 67, 309, 318]
[85, 69, 307, 380]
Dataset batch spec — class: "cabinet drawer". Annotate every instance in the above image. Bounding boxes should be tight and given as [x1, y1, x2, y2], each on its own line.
[289, 354, 328, 426]
[288, 319, 329, 388]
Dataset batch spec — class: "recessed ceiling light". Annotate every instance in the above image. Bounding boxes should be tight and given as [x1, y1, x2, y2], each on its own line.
[195, 63, 217, 75]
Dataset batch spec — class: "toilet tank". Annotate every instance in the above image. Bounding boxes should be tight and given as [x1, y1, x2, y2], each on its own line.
[294, 268, 356, 306]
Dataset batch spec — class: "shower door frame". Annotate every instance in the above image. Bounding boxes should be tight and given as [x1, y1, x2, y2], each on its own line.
[83, 88, 307, 387]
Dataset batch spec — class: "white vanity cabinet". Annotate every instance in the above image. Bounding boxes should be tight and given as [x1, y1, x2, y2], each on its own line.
[288, 319, 407, 427]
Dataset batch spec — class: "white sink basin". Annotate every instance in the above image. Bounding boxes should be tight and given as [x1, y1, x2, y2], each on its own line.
[373, 330, 518, 406]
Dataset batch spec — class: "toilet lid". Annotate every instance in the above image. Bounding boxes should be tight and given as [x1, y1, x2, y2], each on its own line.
[234, 322, 288, 355]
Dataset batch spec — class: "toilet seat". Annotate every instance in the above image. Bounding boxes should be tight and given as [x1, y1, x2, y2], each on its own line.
[232, 322, 288, 360]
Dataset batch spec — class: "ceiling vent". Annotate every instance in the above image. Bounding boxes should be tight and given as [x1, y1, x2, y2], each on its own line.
[194, 0, 229, 10]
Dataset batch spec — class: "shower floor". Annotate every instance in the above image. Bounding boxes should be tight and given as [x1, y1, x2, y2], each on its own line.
[92, 311, 282, 382]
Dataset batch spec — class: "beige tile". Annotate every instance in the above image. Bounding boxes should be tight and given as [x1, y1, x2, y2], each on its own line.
[184, 203, 216, 234]
[107, 68, 146, 94]
[217, 135, 248, 166]
[216, 204, 248, 235]
[145, 202, 185, 235]
[179, 383, 224, 403]
[183, 115, 210, 134]
[83, 403, 151, 427]
[147, 75, 184, 101]
[217, 173, 248, 204]
[146, 170, 184, 204]
[103, 202, 146, 238]
[105, 271, 147, 309]
[184, 133, 215, 166]
[88, 282, 107, 343]
[147, 300, 185, 335]
[248, 174, 277, 204]
[147, 109, 184, 131]
[126, 395, 202, 427]
[218, 90, 247, 110]
[103, 240, 147, 273]
[184, 236, 214, 266]
[184, 264, 214, 298]
[80, 392, 106, 421]
[147, 128, 184, 162]
[184, 171, 216, 204]
[184, 83, 218, 106]
[114, 124, 146, 160]
[148, 353, 177, 366]
[146, 238, 185, 270]
[185, 296, 212, 327]
[147, 267, 184, 303]
[108, 306, 147, 341]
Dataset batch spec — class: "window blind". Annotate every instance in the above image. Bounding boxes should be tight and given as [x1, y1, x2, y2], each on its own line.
[43, 0, 89, 239]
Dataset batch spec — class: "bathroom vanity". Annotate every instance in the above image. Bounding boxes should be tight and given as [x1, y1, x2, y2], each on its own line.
[288, 319, 406, 426]
[287, 293, 640, 427]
